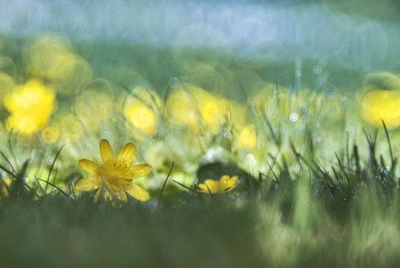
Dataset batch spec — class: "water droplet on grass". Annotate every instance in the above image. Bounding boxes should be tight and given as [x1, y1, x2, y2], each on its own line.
[313, 65, 322, 74]
[290, 113, 299, 122]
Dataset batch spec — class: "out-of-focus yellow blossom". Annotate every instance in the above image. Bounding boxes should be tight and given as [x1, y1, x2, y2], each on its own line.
[0, 178, 12, 197]
[165, 82, 229, 134]
[125, 103, 158, 137]
[361, 89, 400, 129]
[76, 139, 152, 202]
[123, 86, 161, 140]
[198, 175, 240, 194]
[25, 34, 92, 94]
[4, 79, 55, 135]
[75, 89, 113, 132]
[42, 126, 60, 144]
[192, 89, 229, 134]
[165, 83, 200, 131]
[235, 124, 257, 150]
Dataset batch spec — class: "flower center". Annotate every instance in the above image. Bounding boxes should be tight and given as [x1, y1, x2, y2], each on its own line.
[97, 165, 131, 193]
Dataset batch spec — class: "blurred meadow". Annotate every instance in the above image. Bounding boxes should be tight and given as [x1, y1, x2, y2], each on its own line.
[1, 0, 400, 267]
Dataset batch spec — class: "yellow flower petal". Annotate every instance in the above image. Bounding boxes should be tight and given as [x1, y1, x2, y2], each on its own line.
[128, 164, 152, 179]
[223, 176, 239, 192]
[116, 143, 136, 166]
[100, 139, 114, 166]
[220, 175, 231, 184]
[198, 176, 240, 194]
[75, 177, 102, 191]
[0, 178, 12, 196]
[125, 183, 150, 202]
[198, 183, 211, 193]
[2, 178, 12, 186]
[79, 159, 99, 175]
[199, 180, 219, 194]
[225, 176, 239, 187]
[230, 176, 239, 185]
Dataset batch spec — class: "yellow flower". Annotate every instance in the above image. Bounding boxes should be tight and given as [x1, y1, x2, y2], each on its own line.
[76, 139, 152, 202]
[3, 79, 56, 135]
[361, 89, 400, 129]
[125, 103, 158, 135]
[165, 82, 231, 134]
[194, 90, 229, 134]
[123, 86, 161, 139]
[198, 175, 240, 194]
[165, 85, 200, 131]
[235, 124, 257, 150]
[0, 178, 12, 197]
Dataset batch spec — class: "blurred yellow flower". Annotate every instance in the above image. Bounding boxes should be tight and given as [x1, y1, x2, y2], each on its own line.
[123, 86, 161, 139]
[235, 124, 257, 150]
[165, 84, 200, 131]
[76, 139, 152, 202]
[361, 89, 400, 129]
[198, 175, 240, 194]
[193, 90, 229, 134]
[165, 82, 229, 134]
[4, 79, 55, 135]
[125, 103, 158, 136]
[0, 178, 12, 197]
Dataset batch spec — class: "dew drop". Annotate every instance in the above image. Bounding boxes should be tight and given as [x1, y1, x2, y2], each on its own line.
[290, 113, 299, 122]
[313, 65, 322, 75]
